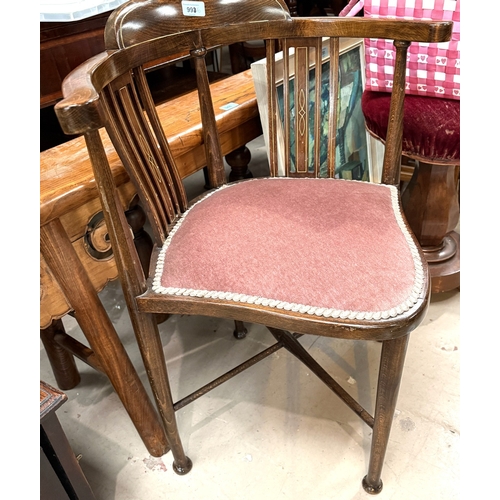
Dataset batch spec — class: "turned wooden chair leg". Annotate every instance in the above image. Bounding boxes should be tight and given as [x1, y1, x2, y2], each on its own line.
[40, 319, 81, 390]
[363, 335, 410, 494]
[132, 312, 192, 474]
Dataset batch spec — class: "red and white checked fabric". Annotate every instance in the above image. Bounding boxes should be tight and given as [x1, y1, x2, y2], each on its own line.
[340, 0, 460, 100]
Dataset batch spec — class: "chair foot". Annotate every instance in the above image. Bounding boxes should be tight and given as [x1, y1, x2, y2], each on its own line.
[362, 476, 383, 495]
[364, 335, 409, 494]
[233, 320, 248, 339]
[173, 456, 193, 475]
[226, 146, 253, 182]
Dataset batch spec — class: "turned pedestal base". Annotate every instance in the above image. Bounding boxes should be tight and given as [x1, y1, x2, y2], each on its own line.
[401, 160, 460, 294]
[426, 231, 460, 293]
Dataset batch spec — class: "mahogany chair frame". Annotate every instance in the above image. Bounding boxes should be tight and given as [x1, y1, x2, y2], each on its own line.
[55, 0, 452, 493]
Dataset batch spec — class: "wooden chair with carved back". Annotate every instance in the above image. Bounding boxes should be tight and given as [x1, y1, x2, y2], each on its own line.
[55, 0, 452, 493]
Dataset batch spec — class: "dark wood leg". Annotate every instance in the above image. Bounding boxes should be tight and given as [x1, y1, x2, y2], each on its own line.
[125, 199, 153, 274]
[41, 218, 169, 457]
[226, 145, 253, 182]
[40, 319, 81, 390]
[363, 335, 410, 494]
[228, 43, 249, 75]
[203, 166, 211, 190]
[401, 161, 460, 293]
[233, 320, 248, 339]
[42, 203, 165, 392]
[286, 0, 298, 16]
[126, 200, 169, 324]
[130, 312, 192, 474]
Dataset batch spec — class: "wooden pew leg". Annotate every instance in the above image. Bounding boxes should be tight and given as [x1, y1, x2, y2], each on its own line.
[42, 203, 164, 394]
[233, 320, 248, 339]
[40, 319, 81, 391]
[401, 161, 460, 293]
[226, 145, 253, 182]
[203, 145, 254, 186]
[125, 198, 153, 274]
[125, 200, 170, 325]
[41, 218, 170, 457]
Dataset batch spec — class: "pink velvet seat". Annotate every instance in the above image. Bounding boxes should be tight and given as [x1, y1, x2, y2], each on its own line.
[362, 91, 460, 165]
[154, 177, 425, 322]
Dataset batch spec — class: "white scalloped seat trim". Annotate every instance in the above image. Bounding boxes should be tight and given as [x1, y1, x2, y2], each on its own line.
[152, 178, 426, 321]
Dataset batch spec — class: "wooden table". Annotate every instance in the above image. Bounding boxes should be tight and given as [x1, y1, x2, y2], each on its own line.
[40, 69, 263, 457]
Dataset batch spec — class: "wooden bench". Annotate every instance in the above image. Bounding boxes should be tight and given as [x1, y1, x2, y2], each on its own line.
[40, 69, 263, 457]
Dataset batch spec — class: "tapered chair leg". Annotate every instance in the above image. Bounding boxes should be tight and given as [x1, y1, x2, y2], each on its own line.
[363, 334, 410, 494]
[132, 312, 192, 474]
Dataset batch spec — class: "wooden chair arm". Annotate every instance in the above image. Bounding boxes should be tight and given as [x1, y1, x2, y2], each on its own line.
[55, 52, 110, 136]
[288, 17, 453, 44]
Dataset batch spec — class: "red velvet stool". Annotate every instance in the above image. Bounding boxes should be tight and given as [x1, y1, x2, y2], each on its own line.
[362, 90, 460, 293]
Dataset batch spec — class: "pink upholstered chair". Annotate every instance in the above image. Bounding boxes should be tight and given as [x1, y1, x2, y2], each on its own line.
[54, 0, 452, 493]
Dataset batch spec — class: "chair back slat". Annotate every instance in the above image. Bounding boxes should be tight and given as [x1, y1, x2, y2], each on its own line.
[380, 40, 410, 186]
[134, 67, 188, 215]
[266, 39, 279, 178]
[268, 36, 341, 178]
[102, 70, 184, 243]
[282, 39, 291, 175]
[191, 51, 227, 189]
[312, 37, 323, 176]
[326, 37, 340, 179]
